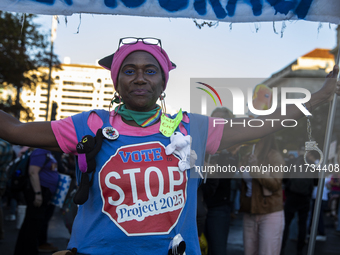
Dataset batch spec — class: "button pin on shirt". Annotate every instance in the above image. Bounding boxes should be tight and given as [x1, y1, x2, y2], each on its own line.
[102, 127, 119, 140]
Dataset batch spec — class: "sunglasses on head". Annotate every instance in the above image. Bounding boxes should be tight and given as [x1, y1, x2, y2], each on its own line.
[117, 37, 162, 52]
[98, 37, 170, 70]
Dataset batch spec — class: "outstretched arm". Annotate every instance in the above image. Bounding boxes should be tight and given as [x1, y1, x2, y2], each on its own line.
[28, 165, 43, 207]
[0, 110, 61, 151]
[219, 65, 340, 150]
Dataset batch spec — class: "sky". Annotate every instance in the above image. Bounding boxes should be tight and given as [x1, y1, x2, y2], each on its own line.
[35, 14, 338, 114]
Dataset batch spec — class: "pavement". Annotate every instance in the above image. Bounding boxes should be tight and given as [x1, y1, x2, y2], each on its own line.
[1, 206, 340, 255]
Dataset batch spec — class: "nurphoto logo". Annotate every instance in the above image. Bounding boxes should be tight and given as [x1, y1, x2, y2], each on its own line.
[191, 78, 312, 128]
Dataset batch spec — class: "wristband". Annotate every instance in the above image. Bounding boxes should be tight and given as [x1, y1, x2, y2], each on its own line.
[35, 191, 42, 195]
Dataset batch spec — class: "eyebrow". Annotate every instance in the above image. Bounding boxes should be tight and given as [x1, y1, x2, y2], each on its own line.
[121, 63, 160, 70]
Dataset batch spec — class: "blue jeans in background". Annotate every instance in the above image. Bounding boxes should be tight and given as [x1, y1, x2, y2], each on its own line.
[205, 204, 231, 255]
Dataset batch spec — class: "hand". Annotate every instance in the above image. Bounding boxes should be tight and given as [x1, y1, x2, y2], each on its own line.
[33, 194, 43, 207]
[320, 65, 340, 102]
[52, 248, 77, 255]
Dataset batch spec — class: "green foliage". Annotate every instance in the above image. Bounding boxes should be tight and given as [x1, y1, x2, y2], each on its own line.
[0, 101, 33, 122]
[0, 11, 60, 119]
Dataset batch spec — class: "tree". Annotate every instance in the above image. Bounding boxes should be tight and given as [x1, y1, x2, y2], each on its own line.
[0, 11, 60, 120]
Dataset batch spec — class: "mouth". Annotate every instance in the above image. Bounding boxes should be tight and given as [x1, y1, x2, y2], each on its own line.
[131, 89, 150, 96]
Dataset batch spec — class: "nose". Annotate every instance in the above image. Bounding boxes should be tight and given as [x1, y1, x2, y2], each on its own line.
[134, 69, 147, 84]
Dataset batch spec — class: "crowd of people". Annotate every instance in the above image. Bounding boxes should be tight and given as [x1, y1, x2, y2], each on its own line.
[0, 143, 76, 254]
[2, 136, 340, 254]
[0, 37, 340, 255]
[197, 135, 340, 255]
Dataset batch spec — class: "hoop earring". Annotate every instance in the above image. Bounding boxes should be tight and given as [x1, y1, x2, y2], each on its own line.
[109, 91, 122, 116]
[159, 92, 166, 114]
[113, 91, 122, 104]
[159, 92, 166, 100]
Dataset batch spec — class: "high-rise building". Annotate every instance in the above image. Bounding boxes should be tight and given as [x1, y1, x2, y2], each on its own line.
[21, 63, 114, 121]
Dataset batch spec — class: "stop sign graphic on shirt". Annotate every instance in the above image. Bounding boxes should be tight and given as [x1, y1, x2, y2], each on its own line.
[99, 141, 187, 236]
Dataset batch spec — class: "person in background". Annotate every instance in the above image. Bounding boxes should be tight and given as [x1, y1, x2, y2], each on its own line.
[285, 153, 296, 167]
[5, 145, 29, 222]
[281, 150, 318, 255]
[201, 107, 241, 255]
[283, 148, 304, 243]
[240, 134, 285, 255]
[0, 138, 13, 240]
[13, 148, 59, 255]
[230, 170, 242, 219]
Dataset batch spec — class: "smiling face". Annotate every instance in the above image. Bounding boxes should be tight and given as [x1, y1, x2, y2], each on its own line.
[116, 51, 164, 112]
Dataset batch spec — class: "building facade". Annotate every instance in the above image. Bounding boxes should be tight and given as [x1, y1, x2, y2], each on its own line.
[21, 63, 114, 121]
[263, 48, 335, 96]
[262, 48, 339, 156]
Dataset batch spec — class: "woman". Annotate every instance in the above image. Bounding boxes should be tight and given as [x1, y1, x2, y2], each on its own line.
[0, 37, 339, 254]
[240, 135, 285, 255]
[13, 148, 59, 255]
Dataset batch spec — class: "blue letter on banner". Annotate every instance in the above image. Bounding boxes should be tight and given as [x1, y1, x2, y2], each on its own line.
[33, 0, 72, 5]
[194, 0, 207, 15]
[294, 0, 313, 19]
[159, 0, 189, 12]
[122, 0, 146, 8]
[105, 0, 117, 8]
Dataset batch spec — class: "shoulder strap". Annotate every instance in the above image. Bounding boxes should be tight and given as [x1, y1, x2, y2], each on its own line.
[72, 110, 109, 141]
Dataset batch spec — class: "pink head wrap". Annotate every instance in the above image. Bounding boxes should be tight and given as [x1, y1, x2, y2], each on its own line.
[98, 41, 176, 91]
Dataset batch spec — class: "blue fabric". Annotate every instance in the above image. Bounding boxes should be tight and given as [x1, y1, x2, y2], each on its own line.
[30, 149, 59, 194]
[68, 110, 209, 255]
[205, 204, 231, 255]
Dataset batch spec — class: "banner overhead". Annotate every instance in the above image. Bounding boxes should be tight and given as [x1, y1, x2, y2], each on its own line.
[0, 0, 339, 24]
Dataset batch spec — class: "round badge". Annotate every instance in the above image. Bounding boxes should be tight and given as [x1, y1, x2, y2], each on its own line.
[102, 127, 119, 140]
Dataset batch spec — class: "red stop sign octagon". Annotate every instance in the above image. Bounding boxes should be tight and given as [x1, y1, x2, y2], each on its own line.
[99, 141, 187, 236]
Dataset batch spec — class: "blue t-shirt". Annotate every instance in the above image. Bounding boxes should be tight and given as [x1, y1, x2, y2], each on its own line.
[67, 110, 209, 255]
[30, 149, 59, 194]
